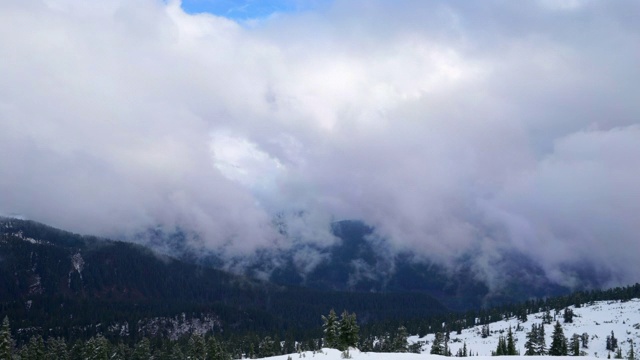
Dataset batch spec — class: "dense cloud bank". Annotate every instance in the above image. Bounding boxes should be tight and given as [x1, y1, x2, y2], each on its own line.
[1, 0, 639, 287]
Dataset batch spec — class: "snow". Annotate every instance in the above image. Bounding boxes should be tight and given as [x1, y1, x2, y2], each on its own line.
[252, 299, 640, 360]
[71, 252, 85, 273]
[9, 230, 46, 245]
[69, 252, 85, 288]
[254, 349, 595, 360]
[409, 299, 640, 358]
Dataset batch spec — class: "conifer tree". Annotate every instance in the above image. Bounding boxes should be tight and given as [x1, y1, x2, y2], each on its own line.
[0, 316, 13, 360]
[338, 311, 359, 351]
[321, 309, 339, 349]
[481, 324, 490, 339]
[133, 337, 152, 360]
[549, 321, 567, 356]
[627, 342, 635, 360]
[21, 335, 46, 360]
[524, 323, 538, 356]
[607, 331, 619, 351]
[581, 333, 590, 349]
[393, 326, 408, 353]
[258, 336, 275, 357]
[563, 308, 575, 323]
[569, 334, 581, 356]
[169, 345, 185, 360]
[507, 326, 517, 355]
[538, 323, 548, 355]
[46, 337, 69, 360]
[431, 332, 445, 355]
[494, 336, 507, 356]
[525, 323, 548, 356]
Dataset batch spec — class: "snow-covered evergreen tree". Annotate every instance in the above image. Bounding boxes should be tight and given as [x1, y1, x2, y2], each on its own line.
[338, 311, 359, 351]
[21, 335, 45, 360]
[392, 326, 408, 353]
[322, 309, 340, 349]
[431, 332, 445, 355]
[538, 323, 548, 355]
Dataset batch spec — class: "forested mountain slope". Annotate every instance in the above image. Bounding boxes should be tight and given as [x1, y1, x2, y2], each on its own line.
[0, 218, 446, 342]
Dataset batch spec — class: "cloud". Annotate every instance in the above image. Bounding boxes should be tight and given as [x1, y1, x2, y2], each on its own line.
[1, 0, 639, 286]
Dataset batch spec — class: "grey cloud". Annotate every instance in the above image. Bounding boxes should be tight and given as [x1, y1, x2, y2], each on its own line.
[1, 0, 639, 288]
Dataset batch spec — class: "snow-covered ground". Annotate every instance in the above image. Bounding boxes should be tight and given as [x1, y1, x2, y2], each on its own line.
[256, 349, 595, 360]
[253, 299, 640, 360]
[411, 299, 640, 358]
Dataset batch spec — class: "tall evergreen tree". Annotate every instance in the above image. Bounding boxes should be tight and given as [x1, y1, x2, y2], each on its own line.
[0, 316, 13, 360]
[392, 326, 408, 353]
[431, 332, 445, 355]
[321, 309, 339, 349]
[537, 323, 548, 355]
[169, 345, 185, 360]
[507, 326, 517, 355]
[257, 336, 275, 358]
[607, 331, 619, 351]
[569, 334, 581, 356]
[132, 338, 152, 360]
[46, 337, 69, 360]
[549, 321, 568, 356]
[627, 342, 635, 360]
[26, 335, 46, 360]
[494, 336, 507, 356]
[525, 323, 547, 356]
[206, 336, 229, 360]
[338, 311, 359, 351]
[524, 323, 538, 356]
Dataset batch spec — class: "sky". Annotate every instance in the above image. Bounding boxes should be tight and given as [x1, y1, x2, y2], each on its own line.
[1, 0, 639, 288]
[180, 0, 328, 21]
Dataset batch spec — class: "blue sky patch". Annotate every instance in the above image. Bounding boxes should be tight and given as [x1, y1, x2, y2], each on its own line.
[180, 0, 327, 20]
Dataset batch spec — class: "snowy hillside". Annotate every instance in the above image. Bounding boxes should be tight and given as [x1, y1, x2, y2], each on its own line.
[254, 299, 639, 360]
[256, 349, 596, 360]
[411, 299, 640, 358]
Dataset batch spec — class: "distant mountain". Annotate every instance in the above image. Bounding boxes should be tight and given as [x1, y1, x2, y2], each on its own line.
[136, 219, 575, 311]
[239, 220, 571, 310]
[0, 218, 447, 342]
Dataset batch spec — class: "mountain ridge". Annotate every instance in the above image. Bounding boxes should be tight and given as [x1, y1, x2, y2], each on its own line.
[0, 217, 447, 342]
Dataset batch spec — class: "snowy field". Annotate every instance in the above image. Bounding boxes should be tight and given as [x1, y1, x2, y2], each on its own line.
[256, 349, 597, 360]
[411, 299, 640, 358]
[253, 299, 640, 359]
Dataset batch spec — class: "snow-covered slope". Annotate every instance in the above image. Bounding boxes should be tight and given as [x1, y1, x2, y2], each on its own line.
[411, 299, 640, 358]
[254, 299, 640, 360]
[257, 349, 595, 360]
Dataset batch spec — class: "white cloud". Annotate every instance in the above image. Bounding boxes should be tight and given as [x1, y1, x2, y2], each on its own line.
[1, 0, 639, 285]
